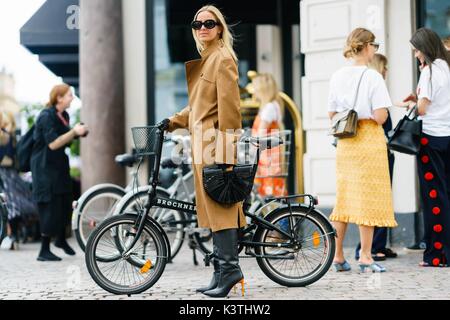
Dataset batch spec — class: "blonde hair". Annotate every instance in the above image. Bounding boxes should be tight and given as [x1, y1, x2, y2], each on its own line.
[192, 5, 238, 62]
[1, 111, 16, 133]
[343, 28, 376, 58]
[368, 53, 388, 77]
[253, 73, 283, 120]
[47, 84, 71, 107]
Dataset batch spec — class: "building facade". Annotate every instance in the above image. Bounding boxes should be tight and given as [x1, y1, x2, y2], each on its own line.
[20, 0, 450, 244]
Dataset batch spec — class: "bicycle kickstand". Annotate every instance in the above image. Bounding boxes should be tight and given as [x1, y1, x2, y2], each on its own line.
[192, 248, 199, 266]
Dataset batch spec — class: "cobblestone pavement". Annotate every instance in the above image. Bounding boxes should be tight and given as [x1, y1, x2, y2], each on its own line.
[1, 238, 450, 300]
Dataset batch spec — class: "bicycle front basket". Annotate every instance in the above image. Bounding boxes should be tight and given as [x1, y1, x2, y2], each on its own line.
[131, 126, 161, 156]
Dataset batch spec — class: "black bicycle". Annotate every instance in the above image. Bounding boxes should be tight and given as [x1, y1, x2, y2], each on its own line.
[85, 122, 336, 295]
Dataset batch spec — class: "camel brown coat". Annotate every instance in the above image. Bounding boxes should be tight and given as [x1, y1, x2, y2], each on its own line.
[168, 40, 246, 232]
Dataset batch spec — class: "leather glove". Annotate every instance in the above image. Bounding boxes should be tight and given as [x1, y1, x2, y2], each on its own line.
[156, 118, 170, 131]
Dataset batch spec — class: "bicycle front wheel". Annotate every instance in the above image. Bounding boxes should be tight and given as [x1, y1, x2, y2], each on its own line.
[254, 205, 335, 287]
[116, 189, 186, 260]
[85, 214, 169, 295]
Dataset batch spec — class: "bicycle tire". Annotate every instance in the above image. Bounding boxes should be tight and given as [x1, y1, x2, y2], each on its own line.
[75, 187, 125, 251]
[253, 205, 335, 287]
[85, 214, 168, 295]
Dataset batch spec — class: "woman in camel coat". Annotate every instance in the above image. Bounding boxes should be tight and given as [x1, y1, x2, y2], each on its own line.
[166, 5, 246, 298]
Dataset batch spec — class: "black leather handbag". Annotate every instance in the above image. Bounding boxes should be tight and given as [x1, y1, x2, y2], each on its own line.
[388, 106, 422, 155]
[202, 164, 256, 205]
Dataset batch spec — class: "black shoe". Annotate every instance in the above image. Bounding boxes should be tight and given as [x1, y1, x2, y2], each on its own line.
[372, 253, 387, 261]
[203, 229, 244, 298]
[37, 250, 62, 261]
[379, 248, 398, 258]
[55, 241, 76, 256]
[196, 236, 220, 293]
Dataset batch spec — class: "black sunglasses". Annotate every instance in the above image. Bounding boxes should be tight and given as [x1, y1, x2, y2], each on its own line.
[191, 19, 220, 30]
[369, 42, 380, 51]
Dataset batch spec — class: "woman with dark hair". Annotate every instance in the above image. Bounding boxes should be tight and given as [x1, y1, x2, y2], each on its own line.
[32, 84, 88, 261]
[402, 28, 450, 267]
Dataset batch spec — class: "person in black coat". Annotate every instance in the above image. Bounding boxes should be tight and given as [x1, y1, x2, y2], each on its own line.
[32, 84, 88, 261]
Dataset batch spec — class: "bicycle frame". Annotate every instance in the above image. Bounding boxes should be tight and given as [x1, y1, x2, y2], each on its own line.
[123, 126, 327, 261]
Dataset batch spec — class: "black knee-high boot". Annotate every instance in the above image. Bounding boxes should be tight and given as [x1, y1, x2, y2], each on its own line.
[196, 233, 220, 293]
[55, 227, 75, 255]
[37, 236, 61, 261]
[203, 229, 244, 298]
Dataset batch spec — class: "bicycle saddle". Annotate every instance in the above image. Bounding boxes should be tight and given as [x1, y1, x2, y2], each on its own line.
[115, 153, 139, 167]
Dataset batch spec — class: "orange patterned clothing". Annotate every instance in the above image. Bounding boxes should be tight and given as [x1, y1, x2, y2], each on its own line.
[251, 102, 287, 197]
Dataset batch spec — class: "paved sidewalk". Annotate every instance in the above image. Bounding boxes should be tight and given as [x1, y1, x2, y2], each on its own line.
[1, 238, 450, 300]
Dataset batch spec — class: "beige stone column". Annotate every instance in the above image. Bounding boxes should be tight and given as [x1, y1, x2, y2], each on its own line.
[79, 0, 125, 190]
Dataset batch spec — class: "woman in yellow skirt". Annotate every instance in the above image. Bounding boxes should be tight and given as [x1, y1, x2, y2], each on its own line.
[328, 28, 398, 273]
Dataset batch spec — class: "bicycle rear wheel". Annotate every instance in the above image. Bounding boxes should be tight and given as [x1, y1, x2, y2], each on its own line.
[75, 187, 125, 251]
[253, 205, 335, 287]
[85, 214, 168, 295]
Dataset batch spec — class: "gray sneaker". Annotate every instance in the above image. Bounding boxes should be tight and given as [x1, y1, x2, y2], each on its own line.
[404, 242, 426, 252]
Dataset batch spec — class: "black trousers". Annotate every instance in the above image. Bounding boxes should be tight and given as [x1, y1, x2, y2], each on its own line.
[417, 133, 450, 266]
[37, 193, 72, 237]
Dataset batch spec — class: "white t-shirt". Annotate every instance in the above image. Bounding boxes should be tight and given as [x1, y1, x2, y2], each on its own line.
[328, 66, 392, 119]
[259, 101, 282, 124]
[417, 59, 450, 137]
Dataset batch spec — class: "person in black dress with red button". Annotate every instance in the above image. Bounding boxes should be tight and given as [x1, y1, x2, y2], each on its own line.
[402, 28, 450, 267]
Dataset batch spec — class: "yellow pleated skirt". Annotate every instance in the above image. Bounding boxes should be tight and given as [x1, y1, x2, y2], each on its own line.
[329, 119, 397, 227]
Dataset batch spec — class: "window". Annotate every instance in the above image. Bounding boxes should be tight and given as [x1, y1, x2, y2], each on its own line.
[419, 0, 450, 38]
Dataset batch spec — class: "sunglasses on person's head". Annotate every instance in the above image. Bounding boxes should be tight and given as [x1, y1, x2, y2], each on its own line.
[191, 19, 220, 30]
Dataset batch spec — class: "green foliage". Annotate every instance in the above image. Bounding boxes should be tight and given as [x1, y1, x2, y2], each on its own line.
[70, 167, 81, 179]
[69, 108, 81, 157]
[20, 104, 43, 128]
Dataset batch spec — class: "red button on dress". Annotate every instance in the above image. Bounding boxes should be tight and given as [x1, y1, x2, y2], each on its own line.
[421, 155, 430, 164]
[421, 138, 429, 146]
[429, 189, 438, 198]
[432, 258, 440, 266]
[425, 172, 434, 181]
[432, 207, 441, 215]
[434, 242, 443, 250]
[433, 224, 443, 233]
